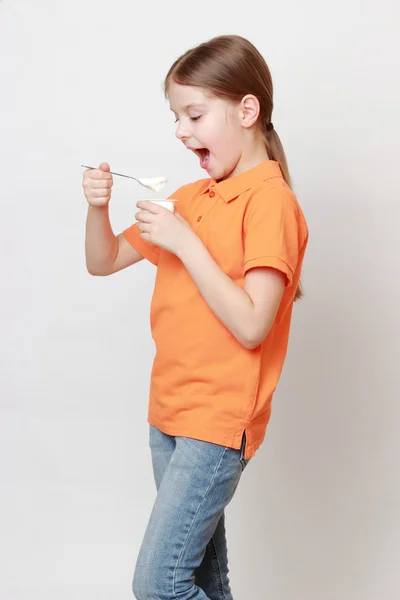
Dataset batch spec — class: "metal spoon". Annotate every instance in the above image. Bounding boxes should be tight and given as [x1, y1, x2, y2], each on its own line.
[81, 165, 167, 193]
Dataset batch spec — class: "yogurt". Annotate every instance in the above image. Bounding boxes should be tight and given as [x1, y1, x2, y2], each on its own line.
[139, 176, 168, 193]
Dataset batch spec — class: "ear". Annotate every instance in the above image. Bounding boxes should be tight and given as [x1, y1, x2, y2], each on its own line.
[240, 94, 260, 128]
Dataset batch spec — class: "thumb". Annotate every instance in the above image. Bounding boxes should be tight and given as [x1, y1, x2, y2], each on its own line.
[99, 162, 110, 172]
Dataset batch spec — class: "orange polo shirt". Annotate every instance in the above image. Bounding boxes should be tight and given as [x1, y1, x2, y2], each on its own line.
[123, 160, 308, 459]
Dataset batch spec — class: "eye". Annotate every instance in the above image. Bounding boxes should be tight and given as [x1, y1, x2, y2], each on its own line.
[174, 115, 201, 124]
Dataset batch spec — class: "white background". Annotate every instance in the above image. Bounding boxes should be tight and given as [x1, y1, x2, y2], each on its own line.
[1, 1, 399, 598]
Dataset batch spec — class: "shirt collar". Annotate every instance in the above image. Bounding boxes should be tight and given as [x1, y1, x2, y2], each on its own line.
[203, 160, 284, 203]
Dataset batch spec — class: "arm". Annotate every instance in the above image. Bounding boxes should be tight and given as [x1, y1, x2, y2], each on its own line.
[177, 235, 286, 349]
[85, 204, 143, 276]
[83, 163, 144, 276]
[135, 200, 287, 349]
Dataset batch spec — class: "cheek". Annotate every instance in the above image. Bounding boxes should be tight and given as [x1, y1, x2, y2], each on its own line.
[200, 121, 218, 142]
[219, 128, 241, 153]
[206, 123, 233, 149]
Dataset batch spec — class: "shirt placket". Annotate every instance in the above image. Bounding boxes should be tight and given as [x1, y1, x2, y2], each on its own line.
[193, 187, 218, 234]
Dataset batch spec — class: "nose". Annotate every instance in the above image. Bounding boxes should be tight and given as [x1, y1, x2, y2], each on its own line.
[175, 120, 190, 141]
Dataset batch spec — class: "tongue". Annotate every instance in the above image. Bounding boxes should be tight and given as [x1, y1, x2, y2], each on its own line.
[200, 150, 210, 168]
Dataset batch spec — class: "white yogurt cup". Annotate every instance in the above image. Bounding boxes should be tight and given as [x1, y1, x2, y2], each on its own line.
[144, 199, 177, 212]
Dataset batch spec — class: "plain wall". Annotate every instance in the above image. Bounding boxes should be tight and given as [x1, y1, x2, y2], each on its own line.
[1, 1, 399, 598]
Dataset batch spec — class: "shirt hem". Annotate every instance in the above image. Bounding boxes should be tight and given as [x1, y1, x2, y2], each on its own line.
[147, 413, 269, 460]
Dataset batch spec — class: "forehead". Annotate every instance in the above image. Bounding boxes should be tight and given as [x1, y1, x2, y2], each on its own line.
[167, 81, 215, 111]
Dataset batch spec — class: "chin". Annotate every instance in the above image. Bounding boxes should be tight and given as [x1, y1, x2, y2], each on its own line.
[206, 155, 238, 181]
[210, 163, 231, 181]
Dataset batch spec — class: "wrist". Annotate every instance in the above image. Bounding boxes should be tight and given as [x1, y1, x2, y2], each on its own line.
[88, 202, 109, 212]
[176, 229, 202, 263]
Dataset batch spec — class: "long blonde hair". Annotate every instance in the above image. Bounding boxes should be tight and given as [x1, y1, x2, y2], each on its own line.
[164, 35, 303, 300]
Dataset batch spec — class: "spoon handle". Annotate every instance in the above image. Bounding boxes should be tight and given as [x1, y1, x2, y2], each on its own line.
[81, 165, 141, 184]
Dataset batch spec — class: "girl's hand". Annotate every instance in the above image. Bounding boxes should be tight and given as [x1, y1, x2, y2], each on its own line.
[82, 162, 113, 207]
[135, 201, 194, 255]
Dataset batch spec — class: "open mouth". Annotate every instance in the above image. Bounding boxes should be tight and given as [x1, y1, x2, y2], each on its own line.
[194, 148, 210, 169]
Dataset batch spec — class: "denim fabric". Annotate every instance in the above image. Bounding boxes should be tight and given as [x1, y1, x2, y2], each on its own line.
[132, 426, 249, 599]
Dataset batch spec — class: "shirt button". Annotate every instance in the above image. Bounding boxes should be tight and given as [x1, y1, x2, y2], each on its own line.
[197, 216, 202, 222]
[209, 190, 215, 198]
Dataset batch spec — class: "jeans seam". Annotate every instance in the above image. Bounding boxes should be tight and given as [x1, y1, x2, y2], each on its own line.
[172, 446, 229, 598]
[209, 535, 229, 600]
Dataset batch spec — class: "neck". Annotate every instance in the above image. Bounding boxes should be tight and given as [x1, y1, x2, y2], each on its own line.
[227, 137, 270, 179]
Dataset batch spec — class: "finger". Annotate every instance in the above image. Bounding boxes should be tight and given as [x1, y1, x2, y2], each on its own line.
[86, 169, 113, 181]
[136, 200, 160, 213]
[137, 222, 151, 233]
[89, 180, 113, 189]
[91, 188, 112, 198]
[135, 210, 153, 223]
[99, 162, 110, 172]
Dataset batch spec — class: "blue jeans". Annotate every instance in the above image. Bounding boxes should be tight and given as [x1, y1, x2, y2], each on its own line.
[132, 425, 249, 599]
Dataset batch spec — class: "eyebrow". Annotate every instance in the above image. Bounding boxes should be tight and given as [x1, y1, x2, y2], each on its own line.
[170, 103, 207, 113]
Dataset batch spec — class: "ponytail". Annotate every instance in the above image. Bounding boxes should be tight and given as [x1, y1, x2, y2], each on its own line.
[265, 126, 303, 301]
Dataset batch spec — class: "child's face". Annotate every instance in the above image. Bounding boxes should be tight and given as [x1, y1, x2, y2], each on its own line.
[168, 81, 247, 180]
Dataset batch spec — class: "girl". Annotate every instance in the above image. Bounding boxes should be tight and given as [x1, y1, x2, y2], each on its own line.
[83, 34, 308, 600]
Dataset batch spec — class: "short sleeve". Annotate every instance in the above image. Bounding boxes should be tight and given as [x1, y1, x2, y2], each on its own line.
[122, 222, 160, 266]
[244, 190, 301, 286]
